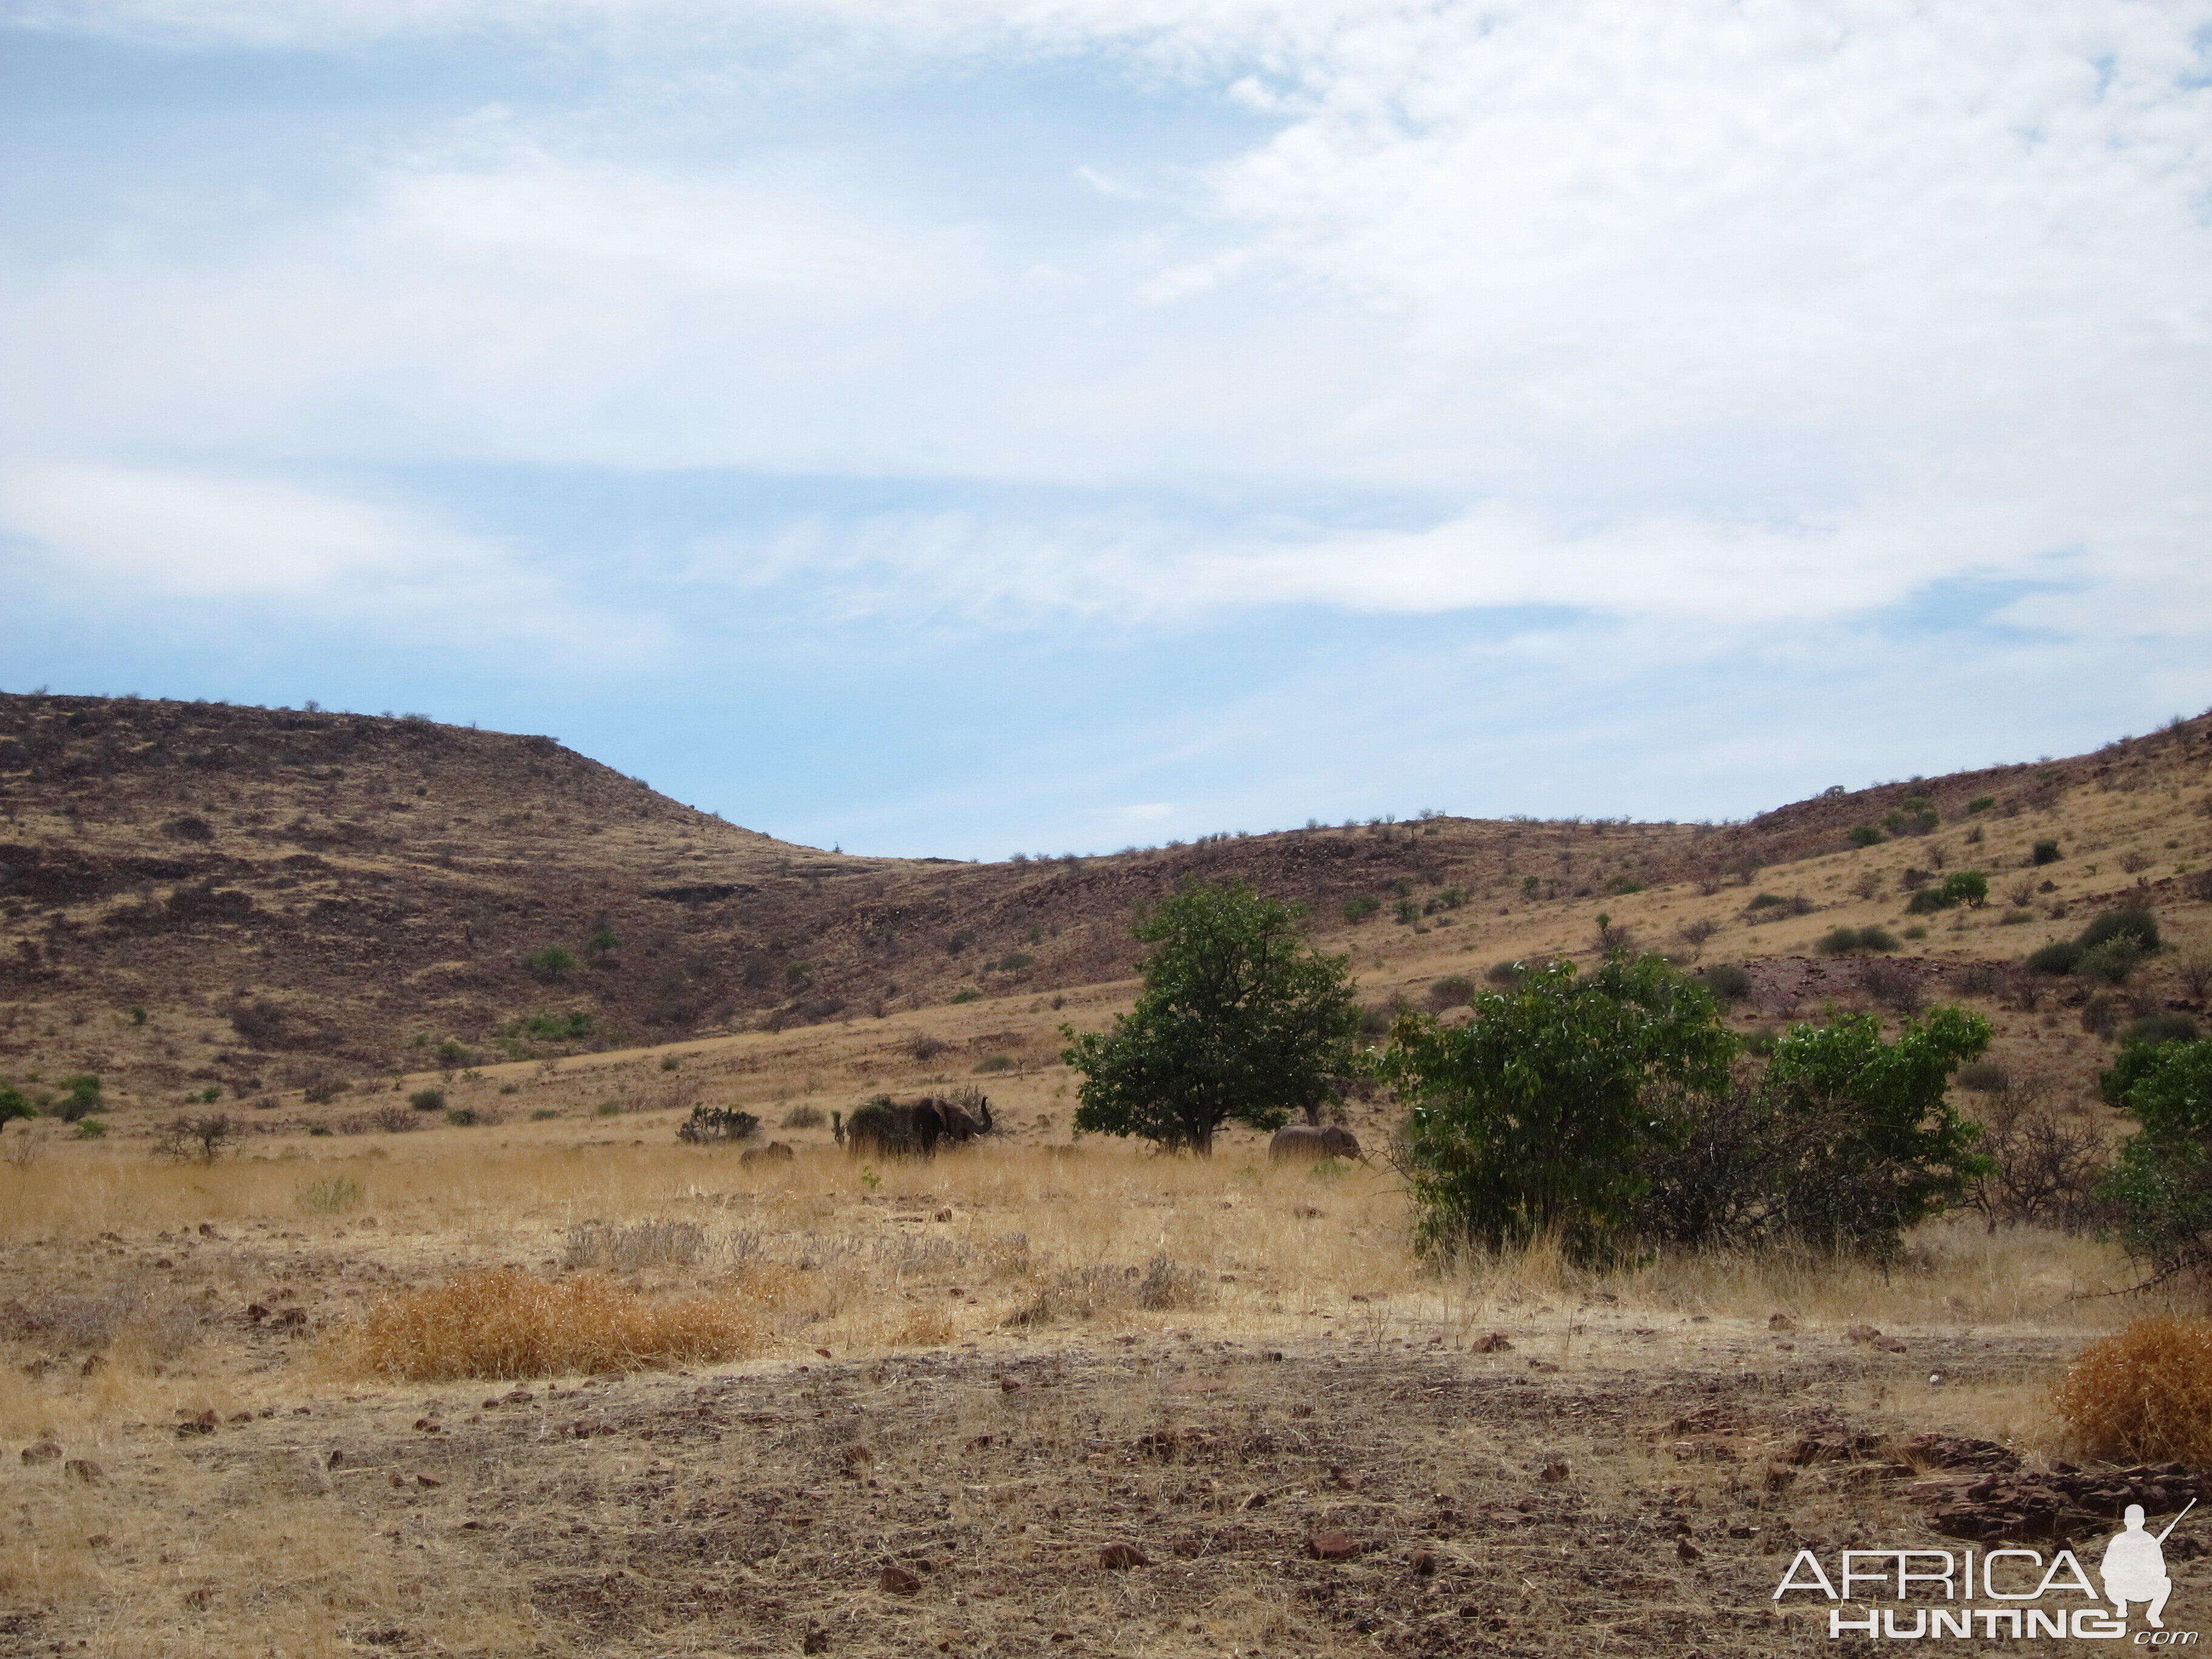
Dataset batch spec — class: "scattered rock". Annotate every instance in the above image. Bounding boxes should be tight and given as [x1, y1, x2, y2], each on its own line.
[1872, 1335, 1908, 1354]
[21, 1441, 61, 1464]
[1471, 1333, 1513, 1353]
[1409, 1550, 1438, 1577]
[1538, 1461, 1571, 1483]
[1526, 1360, 1560, 1375]
[802, 1629, 831, 1654]
[1926, 1463, 2207, 1544]
[1309, 1530, 1359, 1561]
[1098, 1543, 1147, 1569]
[62, 1459, 103, 1484]
[1845, 1324, 1880, 1344]
[934, 1208, 953, 1222]
[246, 1304, 269, 1321]
[1768, 1313, 1796, 1332]
[1903, 1433, 2019, 1473]
[880, 1566, 922, 1595]
[1675, 1537, 1704, 1562]
[417, 1473, 444, 1488]
[175, 1410, 218, 1438]
[78, 1354, 105, 1377]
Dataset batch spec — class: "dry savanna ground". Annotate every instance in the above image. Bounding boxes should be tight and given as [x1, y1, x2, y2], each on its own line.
[1, 1080, 2202, 1658]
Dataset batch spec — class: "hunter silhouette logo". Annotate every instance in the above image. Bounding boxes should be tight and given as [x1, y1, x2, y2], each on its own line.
[1774, 1500, 2198, 1641]
[2104, 1501, 2193, 1631]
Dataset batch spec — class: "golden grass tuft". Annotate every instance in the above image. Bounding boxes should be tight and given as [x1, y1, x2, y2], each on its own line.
[322, 1267, 771, 1381]
[2053, 1316, 2212, 1464]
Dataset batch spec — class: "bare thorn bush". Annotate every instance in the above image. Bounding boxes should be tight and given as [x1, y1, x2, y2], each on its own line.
[561, 1219, 707, 1271]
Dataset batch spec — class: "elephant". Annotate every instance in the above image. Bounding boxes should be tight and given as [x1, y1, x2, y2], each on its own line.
[835, 1093, 994, 1158]
[1268, 1124, 1362, 1162]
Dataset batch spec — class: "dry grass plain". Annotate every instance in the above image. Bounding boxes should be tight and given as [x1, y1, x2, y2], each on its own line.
[4, 709, 2211, 1654]
[0, 1087, 2197, 1658]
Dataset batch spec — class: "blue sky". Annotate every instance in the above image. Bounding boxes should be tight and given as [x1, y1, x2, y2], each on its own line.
[2, 2, 2208, 859]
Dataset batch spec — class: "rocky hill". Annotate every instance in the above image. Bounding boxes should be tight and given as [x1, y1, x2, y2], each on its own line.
[2, 691, 2208, 1113]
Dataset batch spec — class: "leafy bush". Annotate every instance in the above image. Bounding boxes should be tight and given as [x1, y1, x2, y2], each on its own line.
[1885, 796, 1939, 836]
[2099, 1037, 2212, 1286]
[2082, 994, 2122, 1037]
[1484, 959, 1527, 988]
[1342, 894, 1381, 923]
[1382, 955, 1735, 1261]
[1906, 871, 1990, 914]
[409, 1088, 446, 1113]
[444, 1107, 480, 1127]
[2053, 1319, 2212, 1465]
[677, 1105, 760, 1143]
[1703, 963, 1753, 1003]
[585, 925, 623, 956]
[1746, 892, 1786, 911]
[73, 1118, 107, 1138]
[527, 945, 577, 983]
[2082, 907, 2162, 954]
[2032, 839, 2062, 866]
[0, 1083, 36, 1128]
[54, 1074, 102, 1123]
[2028, 939, 2083, 974]
[948, 988, 980, 1004]
[2077, 938, 2147, 984]
[1725, 1007, 1990, 1256]
[1968, 796, 1995, 813]
[1848, 825, 1885, 848]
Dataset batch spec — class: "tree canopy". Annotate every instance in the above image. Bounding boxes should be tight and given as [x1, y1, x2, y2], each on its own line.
[1059, 879, 1361, 1153]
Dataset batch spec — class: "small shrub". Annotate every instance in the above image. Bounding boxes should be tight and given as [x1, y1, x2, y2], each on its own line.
[298, 1175, 366, 1214]
[1999, 909, 2033, 925]
[1902, 924, 1929, 940]
[54, 1074, 102, 1123]
[2082, 994, 2121, 1037]
[1427, 975, 1476, 1012]
[1746, 892, 1786, 911]
[1968, 796, 1995, 813]
[2081, 907, 2162, 954]
[1341, 894, 1381, 923]
[324, 1267, 769, 1380]
[780, 1103, 826, 1130]
[1816, 926, 1899, 955]
[409, 1088, 446, 1113]
[1134, 1254, 1201, 1311]
[1885, 796, 1939, 836]
[1704, 963, 1753, 1003]
[2182, 955, 2212, 1000]
[1905, 888, 1947, 915]
[1957, 1061, 2011, 1093]
[1860, 957, 1925, 1013]
[371, 1104, 418, 1133]
[660, 1054, 680, 1071]
[73, 1117, 107, 1139]
[974, 1054, 1015, 1074]
[1956, 960, 2003, 996]
[528, 945, 578, 983]
[2077, 938, 2146, 985]
[2029, 938, 2085, 974]
[1393, 897, 1420, 925]
[2121, 1013, 2200, 1047]
[444, 1107, 480, 1127]
[0, 1083, 36, 1127]
[949, 988, 980, 1004]
[1965, 825, 1984, 844]
[2031, 839, 2062, 866]
[2053, 1319, 2212, 1465]
[153, 1113, 235, 1164]
[1676, 917, 1720, 954]
[529, 1108, 561, 1121]
[1484, 959, 1527, 990]
[1848, 825, 1885, 848]
[677, 1104, 760, 1143]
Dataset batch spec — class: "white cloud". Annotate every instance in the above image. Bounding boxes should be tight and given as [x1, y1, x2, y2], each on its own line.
[2, 1, 2207, 654]
[0, 461, 660, 651]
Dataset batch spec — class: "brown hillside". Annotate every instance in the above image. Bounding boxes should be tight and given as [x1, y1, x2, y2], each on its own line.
[2, 691, 2209, 1118]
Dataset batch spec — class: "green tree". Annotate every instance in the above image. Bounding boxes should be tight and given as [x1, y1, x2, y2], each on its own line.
[1751, 1007, 1992, 1254]
[0, 1083, 36, 1128]
[1060, 880, 1361, 1153]
[1380, 954, 1735, 1261]
[527, 945, 577, 984]
[2099, 1036, 2212, 1286]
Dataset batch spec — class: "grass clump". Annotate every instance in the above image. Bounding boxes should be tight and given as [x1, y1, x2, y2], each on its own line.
[780, 1103, 826, 1130]
[297, 1175, 366, 1214]
[408, 1088, 446, 1113]
[324, 1267, 769, 1381]
[2053, 1318, 2212, 1465]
